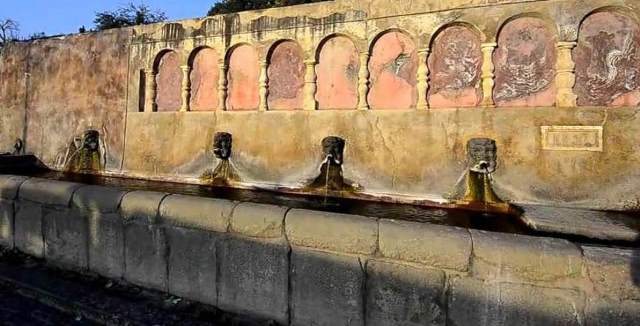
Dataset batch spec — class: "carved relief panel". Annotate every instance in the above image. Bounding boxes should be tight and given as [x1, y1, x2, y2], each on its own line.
[494, 17, 556, 107]
[267, 41, 305, 110]
[574, 11, 640, 106]
[428, 25, 482, 107]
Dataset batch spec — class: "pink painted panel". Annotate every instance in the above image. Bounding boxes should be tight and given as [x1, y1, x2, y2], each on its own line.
[574, 11, 640, 106]
[316, 36, 359, 110]
[267, 41, 304, 110]
[155, 51, 182, 112]
[494, 17, 556, 107]
[190, 48, 220, 111]
[428, 26, 482, 108]
[227, 45, 260, 110]
[368, 31, 418, 109]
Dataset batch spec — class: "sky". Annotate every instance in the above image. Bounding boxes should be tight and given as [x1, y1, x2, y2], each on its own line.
[2, 0, 218, 38]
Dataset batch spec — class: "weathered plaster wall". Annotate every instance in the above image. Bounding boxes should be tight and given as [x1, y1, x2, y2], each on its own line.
[0, 43, 29, 152]
[1, 0, 640, 211]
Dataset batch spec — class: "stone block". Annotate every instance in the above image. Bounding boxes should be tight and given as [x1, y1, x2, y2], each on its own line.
[286, 209, 378, 255]
[366, 260, 446, 326]
[120, 191, 167, 224]
[582, 245, 640, 300]
[43, 208, 88, 270]
[379, 219, 471, 271]
[290, 248, 365, 326]
[72, 185, 127, 213]
[19, 178, 82, 206]
[586, 299, 640, 326]
[0, 175, 28, 200]
[159, 194, 234, 233]
[0, 199, 14, 248]
[166, 227, 217, 306]
[448, 278, 583, 326]
[470, 230, 582, 282]
[14, 201, 44, 257]
[124, 223, 167, 291]
[87, 211, 125, 279]
[218, 236, 289, 324]
[231, 202, 287, 238]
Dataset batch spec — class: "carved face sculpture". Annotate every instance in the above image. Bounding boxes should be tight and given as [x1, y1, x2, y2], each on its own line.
[322, 136, 345, 165]
[213, 132, 232, 160]
[82, 130, 100, 152]
[467, 138, 497, 174]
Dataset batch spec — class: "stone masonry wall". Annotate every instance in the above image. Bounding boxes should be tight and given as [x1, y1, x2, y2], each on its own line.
[0, 175, 637, 325]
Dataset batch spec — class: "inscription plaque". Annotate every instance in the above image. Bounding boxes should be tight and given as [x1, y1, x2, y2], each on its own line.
[541, 126, 603, 152]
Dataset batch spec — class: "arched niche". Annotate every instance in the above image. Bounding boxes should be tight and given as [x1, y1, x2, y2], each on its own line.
[267, 40, 305, 110]
[226, 44, 260, 111]
[493, 17, 557, 107]
[315, 35, 359, 110]
[155, 50, 182, 112]
[574, 10, 640, 106]
[428, 24, 482, 108]
[189, 47, 220, 111]
[368, 30, 418, 109]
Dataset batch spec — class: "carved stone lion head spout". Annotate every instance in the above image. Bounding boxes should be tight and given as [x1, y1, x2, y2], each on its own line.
[321, 136, 345, 165]
[467, 138, 497, 174]
[213, 132, 232, 160]
[82, 130, 100, 152]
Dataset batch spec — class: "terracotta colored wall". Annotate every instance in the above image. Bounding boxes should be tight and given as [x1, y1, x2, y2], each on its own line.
[368, 31, 418, 109]
[227, 45, 260, 110]
[574, 11, 640, 107]
[315, 36, 359, 110]
[190, 48, 220, 111]
[155, 51, 182, 112]
[267, 41, 305, 110]
[428, 25, 482, 108]
[494, 17, 556, 107]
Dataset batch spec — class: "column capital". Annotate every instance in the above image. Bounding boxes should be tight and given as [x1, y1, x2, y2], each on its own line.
[480, 42, 498, 49]
[556, 41, 577, 49]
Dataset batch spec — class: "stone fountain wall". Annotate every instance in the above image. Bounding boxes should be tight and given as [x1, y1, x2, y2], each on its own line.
[1, 0, 640, 211]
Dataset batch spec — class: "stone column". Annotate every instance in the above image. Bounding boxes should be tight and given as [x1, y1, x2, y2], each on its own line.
[259, 60, 269, 111]
[218, 61, 228, 110]
[180, 65, 191, 112]
[303, 59, 318, 111]
[480, 42, 497, 108]
[145, 67, 157, 112]
[416, 49, 430, 110]
[357, 52, 370, 110]
[555, 41, 578, 107]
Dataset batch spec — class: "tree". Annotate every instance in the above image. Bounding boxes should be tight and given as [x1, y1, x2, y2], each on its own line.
[94, 2, 167, 31]
[0, 19, 19, 48]
[208, 0, 327, 15]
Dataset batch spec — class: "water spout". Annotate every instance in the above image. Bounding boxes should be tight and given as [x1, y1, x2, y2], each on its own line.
[201, 132, 239, 186]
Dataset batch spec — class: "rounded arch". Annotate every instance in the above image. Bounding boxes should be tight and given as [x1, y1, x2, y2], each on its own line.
[266, 39, 302, 61]
[427, 22, 485, 50]
[152, 49, 178, 72]
[314, 33, 362, 61]
[315, 34, 360, 110]
[224, 42, 255, 64]
[578, 5, 639, 27]
[154, 50, 182, 112]
[368, 28, 417, 54]
[188, 46, 217, 67]
[266, 39, 305, 110]
[189, 47, 221, 111]
[225, 43, 260, 110]
[495, 12, 559, 41]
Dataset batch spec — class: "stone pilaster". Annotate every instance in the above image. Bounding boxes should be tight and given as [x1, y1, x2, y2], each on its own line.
[259, 60, 269, 111]
[357, 52, 370, 110]
[145, 67, 157, 112]
[303, 59, 317, 111]
[416, 49, 430, 110]
[480, 43, 497, 108]
[555, 41, 578, 107]
[218, 61, 228, 110]
[180, 65, 191, 112]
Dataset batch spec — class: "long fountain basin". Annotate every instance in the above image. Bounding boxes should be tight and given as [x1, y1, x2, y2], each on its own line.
[0, 174, 638, 324]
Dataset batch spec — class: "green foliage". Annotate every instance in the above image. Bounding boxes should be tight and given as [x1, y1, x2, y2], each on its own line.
[207, 0, 328, 15]
[94, 2, 167, 31]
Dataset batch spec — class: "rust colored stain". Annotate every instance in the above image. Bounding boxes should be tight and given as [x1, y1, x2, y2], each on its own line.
[494, 17, 556, 107]
[316, 36, 359, 110]
[428, 25, 482, 108]
[267, 41, 304, 110]
[574, 11, 640, 107]
[368, 31, 418, 109]
[227, 45, 260, 110]
[190, 48, 220, 111]
[155, 51, 182, 112]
